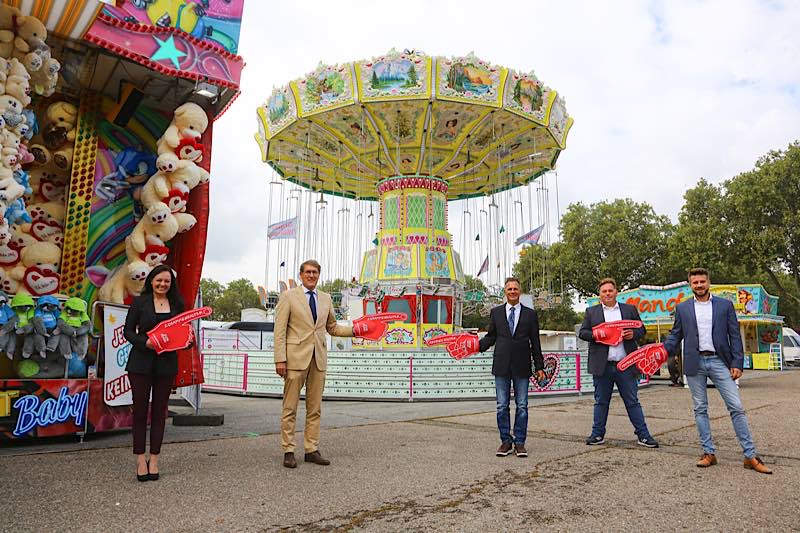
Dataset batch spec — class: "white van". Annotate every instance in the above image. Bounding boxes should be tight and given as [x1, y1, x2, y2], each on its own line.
[782, 327, 800, 365]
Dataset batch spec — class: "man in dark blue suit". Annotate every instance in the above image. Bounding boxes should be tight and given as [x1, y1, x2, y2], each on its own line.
[664, 268, 772, 473]
[579, 278, 658, 448]
[479, 277, 545, 458]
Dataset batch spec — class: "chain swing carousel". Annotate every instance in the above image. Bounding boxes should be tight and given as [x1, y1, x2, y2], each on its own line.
[207, 49, 575, 400]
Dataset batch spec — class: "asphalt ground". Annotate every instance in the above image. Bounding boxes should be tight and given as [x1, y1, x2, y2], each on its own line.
[1, 369, 799, 532]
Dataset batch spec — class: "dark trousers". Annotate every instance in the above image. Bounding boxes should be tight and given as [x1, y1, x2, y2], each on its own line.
[591, 361, 652, 440]
[129, 372, 173, 455]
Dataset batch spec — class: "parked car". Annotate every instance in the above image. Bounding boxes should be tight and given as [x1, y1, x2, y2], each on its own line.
[782, 327, 800, 365]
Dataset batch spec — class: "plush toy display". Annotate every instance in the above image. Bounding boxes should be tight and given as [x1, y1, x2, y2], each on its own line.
[56, 297, 91, 360]
[11, 12, 49, 72]
[125, 202, 179, 279]
[0, 290, 18, 358]
[31, 293, 60, 358]
[93, 263, 146, 305]
[140, 160, 209, 211]
[28, 39, 60, 97]
[9, 292, 35, 358]
[156, 102, 208, 172]
[5, 58, 32, 107]
[10, 240, 61, 295]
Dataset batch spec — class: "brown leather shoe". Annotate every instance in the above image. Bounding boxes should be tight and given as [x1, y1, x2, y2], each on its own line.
[304, 451, 331, 466]
[514, 443, 528, 457]
[283, 452, 297, 469]
[496, 442, 512, 457]
[696, 453, 717, 467]
[743, 456, 772, 474]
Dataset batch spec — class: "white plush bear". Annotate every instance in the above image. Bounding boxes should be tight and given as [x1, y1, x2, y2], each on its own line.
[5, 58, 31, 106]
[10, 240, 61, 296]
[156, 102, 208, 172]
[140, 160, 210, 211]
[0, 5, 21, 59]
[125, 202, 179, 278]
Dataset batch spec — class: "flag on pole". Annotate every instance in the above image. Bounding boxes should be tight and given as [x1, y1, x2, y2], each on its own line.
[499, 225, 505, 234]
[476, 255, 489, 277]
[279, 260, 285, 267]
[474, 234, 480, 241]
[515, 224, 545, 246]
[267, 217, 298, 240]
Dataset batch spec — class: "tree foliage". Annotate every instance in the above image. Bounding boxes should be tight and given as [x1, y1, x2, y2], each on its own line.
[201, 278, 261, 321]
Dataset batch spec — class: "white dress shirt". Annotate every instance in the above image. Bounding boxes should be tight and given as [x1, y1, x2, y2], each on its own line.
[694, 296, 715, 352]
[506, 303, 520, 335]
[602, 302, 627, 362]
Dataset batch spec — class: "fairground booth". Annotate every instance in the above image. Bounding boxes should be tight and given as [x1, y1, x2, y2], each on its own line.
[0, 1, 245, 440]
[588, 282, 785, 373]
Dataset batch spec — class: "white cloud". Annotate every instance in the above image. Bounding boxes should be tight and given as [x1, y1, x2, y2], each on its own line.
[205, 0, 800, 288]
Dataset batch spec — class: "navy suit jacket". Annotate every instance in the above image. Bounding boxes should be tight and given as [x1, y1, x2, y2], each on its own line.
[578, 302, 646, 377]
[663, 297, 744, 376]
[478, 304, 544, 378]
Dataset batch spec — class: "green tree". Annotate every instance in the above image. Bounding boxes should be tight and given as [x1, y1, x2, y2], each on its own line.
[371, 70, 379, 88]
[199, 278, 224, 310]
[212, 278, 261, 321]
[406, 64, 417, 86]
[724, 142, 800, 308]
[558, 199, 674, 297]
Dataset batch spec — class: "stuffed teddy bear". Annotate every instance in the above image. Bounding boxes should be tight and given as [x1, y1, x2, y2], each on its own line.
[156, 102, 208, 172]
[0, 217, 18, 267]
[29, 39, 60, 97]
[140, 160, 210, 211]
[31, 294, 60, 358]
[56, 297, 91, 360]
[5, 58, 31, 107]
[0, 4, 21, 59]
[0, 95, 24, 132]
[8, 293, 35, 358]
[10, 240, 61, 295]
[20, 109, 38, 141]
[43, 101, 77, 149]
[0, 290, 16, 358]
[0, 168, 26, 219]
[0, 57, 8, 94]
[3, 197, 31, 226]
[12, 13, 49, 73]
[125, 202, 179, 278]
[94, 263, 145, 305]
[27, 200, 64, 245]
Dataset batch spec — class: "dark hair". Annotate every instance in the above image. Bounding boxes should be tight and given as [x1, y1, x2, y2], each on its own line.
[688, 268, 710, 280]
[504, 277, 521, 288]
[142, 265, 185, 312]
[598, 277, 617, 290]
[299, 259, 321, 274]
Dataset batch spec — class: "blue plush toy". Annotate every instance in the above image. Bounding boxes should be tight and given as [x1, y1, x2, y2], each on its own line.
[95, 147, 157, 220]
[32, 295, 61, 358]
[13, 168, 32, 196]
[0, 290, 18, 359]
[21, 109, 38, 141]
[4, 198, 32, 226]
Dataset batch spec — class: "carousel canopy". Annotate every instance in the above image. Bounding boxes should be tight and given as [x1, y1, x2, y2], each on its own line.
[255, 50, 573, 201]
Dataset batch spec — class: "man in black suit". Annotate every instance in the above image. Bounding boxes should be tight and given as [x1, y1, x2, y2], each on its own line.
[479, 277, 545, 458]
[578, 278, 658, 448]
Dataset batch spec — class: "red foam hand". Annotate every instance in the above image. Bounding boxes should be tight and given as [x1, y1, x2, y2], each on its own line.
[592, 320, 643, 346]
[425, 333, 480, 360]
[147, 307, 212, 354]
[617, 343, 668, 376]
[353, 312, 408, 341]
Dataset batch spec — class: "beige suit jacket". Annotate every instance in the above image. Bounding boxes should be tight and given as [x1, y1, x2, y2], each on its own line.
[273, 286, 353, 371]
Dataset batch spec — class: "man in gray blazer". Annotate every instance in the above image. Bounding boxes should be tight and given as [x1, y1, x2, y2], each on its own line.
[664, 268, 772, 474]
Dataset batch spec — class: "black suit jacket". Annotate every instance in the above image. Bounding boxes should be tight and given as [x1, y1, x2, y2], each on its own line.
[124, 294, 182, 376]
[479, 304, 544, 378]
[578, 302, 646, 377]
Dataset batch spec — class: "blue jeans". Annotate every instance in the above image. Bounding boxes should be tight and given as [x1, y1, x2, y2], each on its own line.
[495, 375, 530, 444]
[686, 355, 757, 458]
[591, 362, 652, 440]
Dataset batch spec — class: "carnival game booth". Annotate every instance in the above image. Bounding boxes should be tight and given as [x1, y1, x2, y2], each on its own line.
[587, 282, 785, 376]
[0, 1, 245, 440]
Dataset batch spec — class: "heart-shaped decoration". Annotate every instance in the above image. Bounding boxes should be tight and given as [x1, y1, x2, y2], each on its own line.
[165, 188, 189, 213]
[23, 265, 59, 295]
[531, 354, 560, 391]
[31, 219, 63, 242]
[141, 243, 170, 267]
[0, 244, 19, 265]
[176, 137, 204, 162]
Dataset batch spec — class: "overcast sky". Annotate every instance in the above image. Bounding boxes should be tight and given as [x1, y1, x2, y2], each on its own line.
[204, 0, 800, 289]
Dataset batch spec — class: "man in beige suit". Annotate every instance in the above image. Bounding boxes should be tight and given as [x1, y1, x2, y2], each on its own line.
[274, 259, 354, 468]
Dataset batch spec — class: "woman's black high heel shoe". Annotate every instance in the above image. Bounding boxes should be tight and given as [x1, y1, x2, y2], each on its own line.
[148, 462, 159, 481]
[137, 461, 150, 482]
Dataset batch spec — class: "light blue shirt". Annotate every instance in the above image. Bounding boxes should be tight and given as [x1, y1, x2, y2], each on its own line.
[506, 303, 520, 334]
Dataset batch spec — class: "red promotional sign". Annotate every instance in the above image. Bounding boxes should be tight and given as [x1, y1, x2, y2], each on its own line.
[147, 307, 213, 354]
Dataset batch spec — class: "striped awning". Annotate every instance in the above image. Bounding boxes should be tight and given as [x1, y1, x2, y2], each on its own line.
[4, 0, 105, 40]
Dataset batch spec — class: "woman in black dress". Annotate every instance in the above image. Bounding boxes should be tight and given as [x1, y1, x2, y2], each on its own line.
[124, 265, 185, 481]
